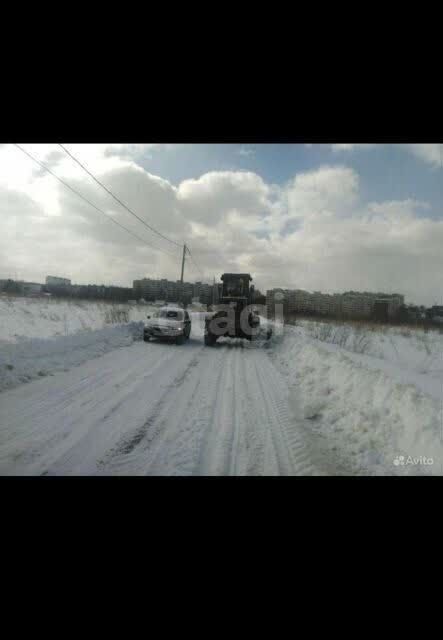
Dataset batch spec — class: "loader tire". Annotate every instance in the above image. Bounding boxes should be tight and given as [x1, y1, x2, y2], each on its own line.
[204, 332, 217, 346]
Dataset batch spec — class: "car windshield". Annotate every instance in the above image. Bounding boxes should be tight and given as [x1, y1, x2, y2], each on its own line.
[155, 310, 183, 320]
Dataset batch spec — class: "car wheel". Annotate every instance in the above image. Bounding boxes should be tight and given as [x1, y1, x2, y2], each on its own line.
[143, 335, 150, 342]
[176, 335, 185, 345]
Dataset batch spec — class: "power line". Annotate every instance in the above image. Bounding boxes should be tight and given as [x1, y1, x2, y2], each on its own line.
[57, 144, 225, 282]
[14, 144, 179, 259]
[186, 259, 204, 280]
[58, 144, 183, 248]
[189, 243, 227, 277]
[186, 246, 206, 279]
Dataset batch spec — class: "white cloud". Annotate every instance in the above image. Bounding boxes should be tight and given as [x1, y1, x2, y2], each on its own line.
[401, 144, 442, 168]
[1, 146, 442, 305]
[177, 171, 276, 225]
[237, 146, 255, 157]
[330, 143, 443, 169]
[331, 144, 377, 152]
[367, 199, 430, 219]
[285, 165, 359, 220]
[266, 197, 443, 303]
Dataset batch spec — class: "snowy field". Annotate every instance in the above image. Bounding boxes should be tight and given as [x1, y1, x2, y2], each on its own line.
[0, 298, 442, 475]
[270, 322, 443, 475]
[0, 296, 154, 392]
[0, 296, 208, 392]
[0, 295, 153, 343]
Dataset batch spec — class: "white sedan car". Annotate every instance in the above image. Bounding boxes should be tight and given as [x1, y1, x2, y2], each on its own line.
[143, 307, 191, 345]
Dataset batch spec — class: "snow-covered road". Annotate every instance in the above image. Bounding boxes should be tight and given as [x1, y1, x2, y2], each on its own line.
[2, 308, 442, 475]
[0, 333, 318, 476]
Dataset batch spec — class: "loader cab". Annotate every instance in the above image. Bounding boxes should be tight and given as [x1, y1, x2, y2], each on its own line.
[220, 273, 252, 301]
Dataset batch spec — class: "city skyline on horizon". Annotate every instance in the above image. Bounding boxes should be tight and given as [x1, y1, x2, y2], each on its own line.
[5, 271, 443, 309]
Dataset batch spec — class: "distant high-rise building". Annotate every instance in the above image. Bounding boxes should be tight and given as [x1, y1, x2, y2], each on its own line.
[134, 277, 208, 304]
[266, 288, 405, 319]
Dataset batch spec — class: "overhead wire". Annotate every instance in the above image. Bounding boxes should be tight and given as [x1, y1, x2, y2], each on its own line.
[15, 144, 223, 284]
[57, 144, 226, 284]
[14, 144, 179, 259]
[186, 246, 205, 279]
[58, 143, 183, 248]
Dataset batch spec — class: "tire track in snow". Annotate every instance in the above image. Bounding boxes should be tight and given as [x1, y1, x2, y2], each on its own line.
[252, 351, 318, 475]
[229, 348, 246, 475]
[241, 353, 269, 475]
[142, 352, 222, 475]
[98, 352, 204, 473]
[1, 329, 319, 475]
[196, 346, 238, 475]
[230, 348, 267, 475]
[196, 344, 314, 475]
[2, 343, 195, 475]
[134, 342, 318, 476]
[114, 345, 224, 475]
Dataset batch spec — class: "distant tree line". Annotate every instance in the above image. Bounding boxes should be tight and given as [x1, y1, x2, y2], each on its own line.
[275, 303, 443, 328]
[0, 279, 22, 294]
[0, 279, 134, 302]
[45, 284, 134, 302]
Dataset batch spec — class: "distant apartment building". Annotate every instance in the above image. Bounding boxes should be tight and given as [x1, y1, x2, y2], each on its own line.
[134, 278, 168, 300]
[427, 306, 443, 322]
[194, 282, 203, 298]
[22, 282, 43, 295]
[134, 277, 259, 307]
[199, 283, 213, 305]
[0, 280, 45, 296]
[46, 276, 72, 287]
[135, 278, 174, 302]
[266, 288, 405, 320]
[134, 278, 213, 304]
[341, 292, 404, 319]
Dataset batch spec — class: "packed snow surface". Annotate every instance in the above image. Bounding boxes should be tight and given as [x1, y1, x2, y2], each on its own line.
[1, 299, 442, 475]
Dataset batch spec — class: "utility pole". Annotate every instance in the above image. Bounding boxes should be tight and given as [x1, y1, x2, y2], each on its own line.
[180, 244, 187, 285]
[179, 244, 187, 307]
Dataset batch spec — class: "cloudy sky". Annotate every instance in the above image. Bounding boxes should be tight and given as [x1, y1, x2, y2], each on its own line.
[0, 143, 442, 305]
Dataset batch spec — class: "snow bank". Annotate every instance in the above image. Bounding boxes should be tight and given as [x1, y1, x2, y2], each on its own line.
[0, 322, 144, 392]
[271, 325, 443, 475]
[0, 296, 154, 343]
[298, 319, 443, 375]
